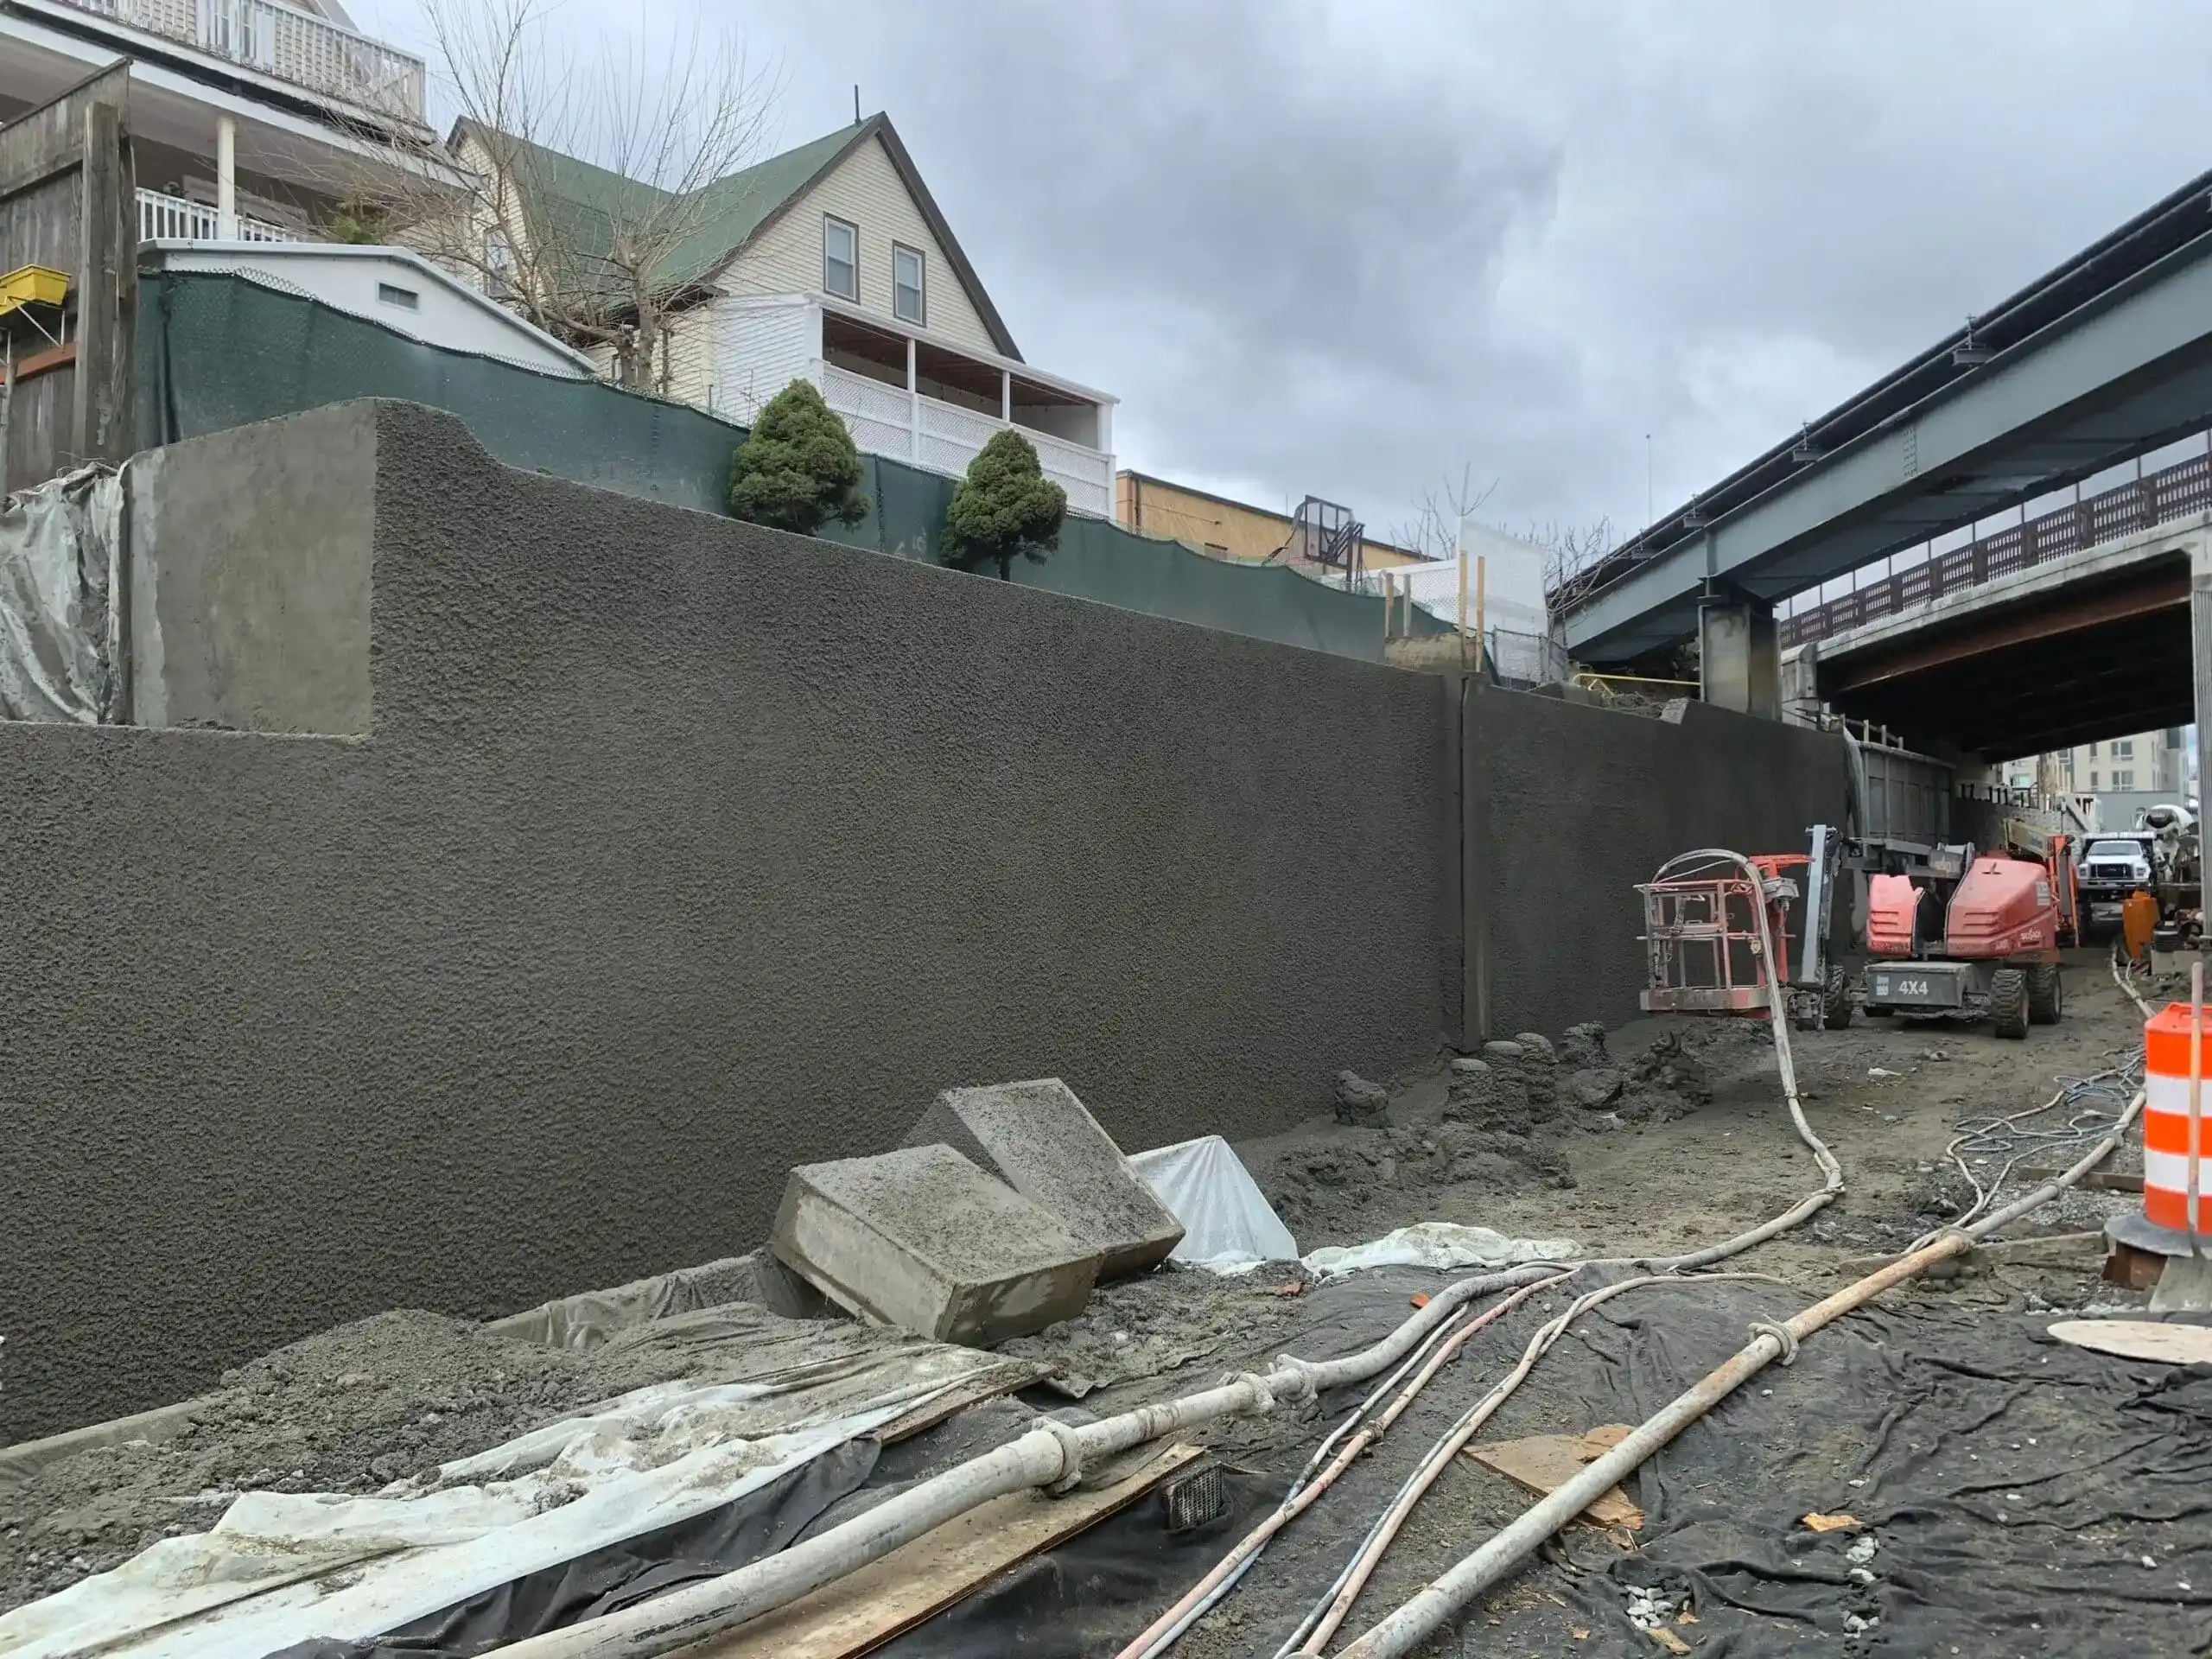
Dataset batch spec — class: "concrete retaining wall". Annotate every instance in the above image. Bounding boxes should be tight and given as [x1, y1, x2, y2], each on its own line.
[1475, 690, 1853, 1037]
[0, 403, 1455, 1439]
[1, 403, 1852, 1439]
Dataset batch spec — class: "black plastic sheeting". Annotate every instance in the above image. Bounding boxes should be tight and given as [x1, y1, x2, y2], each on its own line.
[1529, 1281, 2212, 1657]
[871, 1467, 1276, 1659]
[269, 1277, 2212, 1659]
[271, 1439, 879, 1659]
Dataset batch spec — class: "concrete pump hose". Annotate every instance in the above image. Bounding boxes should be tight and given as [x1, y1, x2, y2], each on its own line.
[1334, 1085, 2147, 1659]
[493, 1264, 1566, 1659]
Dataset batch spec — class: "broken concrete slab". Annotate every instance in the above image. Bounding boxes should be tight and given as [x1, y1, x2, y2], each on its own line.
[772, 1146, 1103, 1345]
[904, 1078, 1185, 1280]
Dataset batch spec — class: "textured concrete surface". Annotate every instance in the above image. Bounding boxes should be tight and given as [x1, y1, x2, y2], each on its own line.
[772, 1147, 1102, 1344]
[905, 1078, 1184, 1279]
[124, 404, 376, 734]
[0, 401, 1452, 1439]
[1477, 689, 1852, 1037]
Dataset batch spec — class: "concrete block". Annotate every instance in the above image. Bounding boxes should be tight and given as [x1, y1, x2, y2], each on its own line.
[906, 1078, 1185, 1280]
[772, 1146, 1102, 1345]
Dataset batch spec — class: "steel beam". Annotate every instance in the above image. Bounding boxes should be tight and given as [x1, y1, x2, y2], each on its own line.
[1569, 229, 2212, 662]
[1821, 567, 2189, 694]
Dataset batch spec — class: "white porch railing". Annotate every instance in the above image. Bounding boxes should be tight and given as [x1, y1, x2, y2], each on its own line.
[819, 362, 1114, 518]
[137, 188, 306, 244]
[50, 0, 427, 125]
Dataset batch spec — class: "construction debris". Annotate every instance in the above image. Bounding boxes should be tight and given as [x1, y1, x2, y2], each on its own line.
[771, 1146, 1103, 1344]
[905, 1078, 1184, 1280]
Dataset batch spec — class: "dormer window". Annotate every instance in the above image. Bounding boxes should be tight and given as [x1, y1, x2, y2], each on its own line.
[823, 215, 858, 301]
[893, 243, 925, 326]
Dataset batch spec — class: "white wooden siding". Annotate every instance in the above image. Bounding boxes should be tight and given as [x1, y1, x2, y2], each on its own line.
[712, 298, 819, 423]
[659, 305, 717, 406]
[717, 136, 1000, 355]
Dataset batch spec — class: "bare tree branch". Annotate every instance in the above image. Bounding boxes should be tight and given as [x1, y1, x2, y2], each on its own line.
[322, 0, 781, 390]
[1388, 463, 1501, 561]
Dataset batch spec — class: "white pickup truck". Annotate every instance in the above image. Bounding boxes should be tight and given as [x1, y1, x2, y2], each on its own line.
[2076, 835, 2153, 905]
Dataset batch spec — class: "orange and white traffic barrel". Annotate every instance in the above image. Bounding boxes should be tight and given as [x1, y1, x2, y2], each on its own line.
[2136, 1002, 2209, 1239]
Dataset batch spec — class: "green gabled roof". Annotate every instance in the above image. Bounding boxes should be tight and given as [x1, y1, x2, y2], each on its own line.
[452, 113, 1021, 359]
[654, 122, 865, 289]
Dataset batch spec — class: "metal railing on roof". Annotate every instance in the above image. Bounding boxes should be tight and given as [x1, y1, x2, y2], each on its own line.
[50, 0, 427, 126]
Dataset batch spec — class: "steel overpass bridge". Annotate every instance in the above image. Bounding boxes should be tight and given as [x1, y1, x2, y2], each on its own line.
[1558, 162, 2212, 765]
[1782, 446, 2210, 759]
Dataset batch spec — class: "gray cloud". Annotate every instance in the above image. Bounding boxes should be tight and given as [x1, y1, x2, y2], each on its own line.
[363, 0, 2212, 554]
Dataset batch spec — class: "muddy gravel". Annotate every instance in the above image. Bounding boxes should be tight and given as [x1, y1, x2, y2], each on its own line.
[0, 1309, 787, 1612]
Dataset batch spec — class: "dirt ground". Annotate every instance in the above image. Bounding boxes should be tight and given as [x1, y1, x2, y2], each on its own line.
[995, 945, 2177, 1656]
[3, 947, 2184, 1651]
[1237, 944, 2151, 1290]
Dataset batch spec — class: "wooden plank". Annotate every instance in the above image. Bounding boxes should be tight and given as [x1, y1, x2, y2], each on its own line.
[72, 97, 130, 465]
[1465, 1427, 1643, 1529]
[0, 175, 86, 280]
[2048, 1319, 2212, 1364]
[692, 1444, 1205, 1658]
[6, 340, 77, 383]
[0, 61, 130, 198]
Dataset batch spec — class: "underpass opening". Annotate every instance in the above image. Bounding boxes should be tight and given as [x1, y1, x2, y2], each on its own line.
[1815, 551, 2192, 758]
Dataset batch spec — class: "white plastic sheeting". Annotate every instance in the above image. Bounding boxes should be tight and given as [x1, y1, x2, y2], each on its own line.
[0, 463, 122, 723]
[0, 1371, 961, 1659]
[1128, 1135, 1300, 1274]
[1300, 1222, 1578, 1279]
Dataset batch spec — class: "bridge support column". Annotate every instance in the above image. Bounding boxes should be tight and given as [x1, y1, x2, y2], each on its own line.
[1699, 593, 1780, 718]
[2193, 547, 2212, 821]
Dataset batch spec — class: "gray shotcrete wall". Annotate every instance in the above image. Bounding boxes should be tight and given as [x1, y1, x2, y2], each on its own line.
[1475, 690, 1853, 1038]
[0, 402, 1853, 1439]
[0, 402, 1457, 1440]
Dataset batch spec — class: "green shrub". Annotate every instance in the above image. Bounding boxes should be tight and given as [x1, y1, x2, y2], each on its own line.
[728, 378, 870, 533]
[943, 429, 1067, 579]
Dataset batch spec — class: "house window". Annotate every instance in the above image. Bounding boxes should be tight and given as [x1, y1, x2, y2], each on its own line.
[892, 242, 925, 326]
[2089, 771, 2100, 788]
[2113, 769, 2135, 790]
[2087, 741, 2099, 758]
[823, 216, 858, 301]
[377, 283, 419, 310]
[2113, 738, 2134, 760]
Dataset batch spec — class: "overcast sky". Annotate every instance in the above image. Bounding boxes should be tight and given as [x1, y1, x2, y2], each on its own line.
[358, 0, 2212, 552]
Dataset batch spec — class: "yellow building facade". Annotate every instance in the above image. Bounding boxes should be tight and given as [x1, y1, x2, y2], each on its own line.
[1115, 470, 1430, 570]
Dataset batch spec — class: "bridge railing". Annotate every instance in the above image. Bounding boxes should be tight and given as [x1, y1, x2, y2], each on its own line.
[1782, 446, 2212, 647]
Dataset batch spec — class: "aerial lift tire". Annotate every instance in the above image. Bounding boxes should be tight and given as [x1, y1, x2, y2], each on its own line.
[2026, 962, 2063, 1026]
[1990, 967, 2031, 1039]
[1820, 965, 1854, 1030]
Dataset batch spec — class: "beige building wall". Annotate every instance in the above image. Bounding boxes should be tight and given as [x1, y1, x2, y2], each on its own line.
[2005, 728, 2187, 794]
[1116, 471, 1427, 569]
[719, 135, 998, 354]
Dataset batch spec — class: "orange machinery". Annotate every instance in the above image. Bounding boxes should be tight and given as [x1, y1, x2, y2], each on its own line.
[1862, 850, 2070, 1039]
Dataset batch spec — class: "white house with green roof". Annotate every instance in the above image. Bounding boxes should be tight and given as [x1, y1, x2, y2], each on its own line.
[458, 111, 1118, 518]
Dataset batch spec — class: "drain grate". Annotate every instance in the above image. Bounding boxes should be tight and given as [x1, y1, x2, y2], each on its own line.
[1160, 1462, 1227, 1533]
